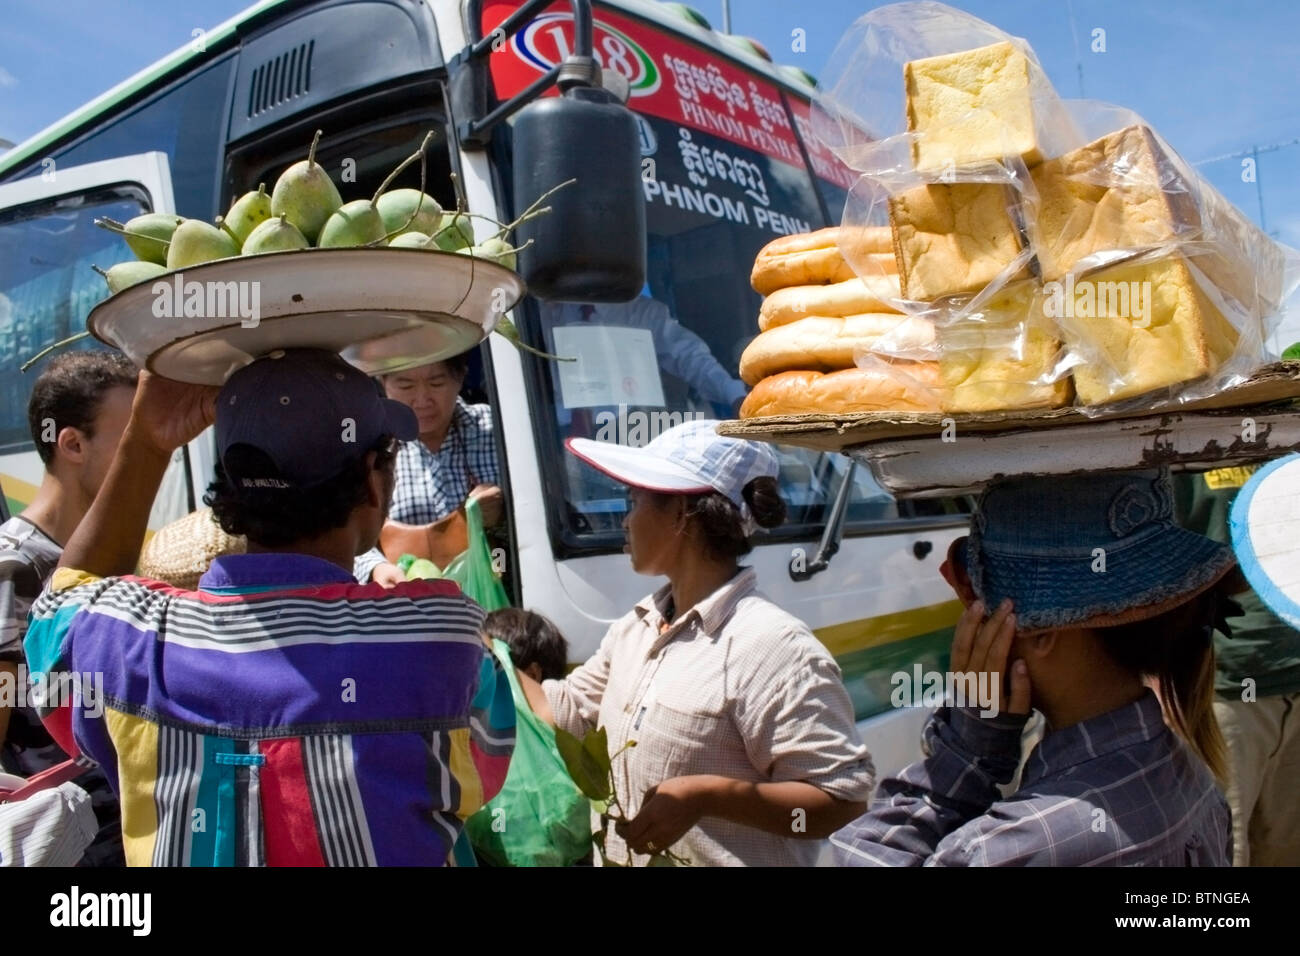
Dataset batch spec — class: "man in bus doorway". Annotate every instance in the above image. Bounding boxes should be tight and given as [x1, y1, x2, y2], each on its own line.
[354, 351, 503, 585]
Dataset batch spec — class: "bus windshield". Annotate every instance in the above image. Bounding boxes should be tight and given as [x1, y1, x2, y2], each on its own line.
[487, 3, 953, 548]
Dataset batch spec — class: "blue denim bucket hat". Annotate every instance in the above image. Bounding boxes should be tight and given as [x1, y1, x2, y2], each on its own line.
[965, 469, 1236, 635]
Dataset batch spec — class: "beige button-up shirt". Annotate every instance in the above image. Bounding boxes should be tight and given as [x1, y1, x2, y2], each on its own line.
[544, 567, 875, 866]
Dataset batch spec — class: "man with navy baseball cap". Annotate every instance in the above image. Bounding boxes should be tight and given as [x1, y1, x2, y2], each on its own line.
[23, 351, 514, 866]
[215, 347, 417, 497]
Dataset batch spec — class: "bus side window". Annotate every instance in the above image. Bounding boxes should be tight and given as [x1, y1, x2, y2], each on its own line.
[0, 188, 149, 453]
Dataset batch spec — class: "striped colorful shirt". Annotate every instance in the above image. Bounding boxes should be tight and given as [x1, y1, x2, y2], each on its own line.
[23, 553, 514, 867]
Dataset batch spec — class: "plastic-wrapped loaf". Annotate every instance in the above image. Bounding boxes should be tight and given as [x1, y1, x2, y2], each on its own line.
[1030, 122, 1288, 321]
[890, 181, 1030, 301]
[810, 2, 1079, 178]
[904, 40, 1046, 171]
[806, 3, 1076, 330]
[1049, 252, 1241, 405]
[936, 281, 1071, 412]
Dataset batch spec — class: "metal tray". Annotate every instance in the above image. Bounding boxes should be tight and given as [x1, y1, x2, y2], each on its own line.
[87, 248, 526, 384]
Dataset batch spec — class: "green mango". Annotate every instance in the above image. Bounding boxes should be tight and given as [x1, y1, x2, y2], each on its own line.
[93, 212, 183, 265]
[1283, 342, 1300, 361]
[317, 199, 387, 248]
[476, 237, 517, 270]
[225, 183, 273, 244]
[92, 260, 168, 294]
[405, 558, 441, 580]
[242, 213, 309, 254]
[270, 130, 343, 243]
[387, 231, 432, 249]
[376, 188, 443, 236]
[166, 219, 239, 269]
[432, 213, 474, 252]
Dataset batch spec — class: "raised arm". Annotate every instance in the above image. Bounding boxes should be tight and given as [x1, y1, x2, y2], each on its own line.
[832, 600, 1033, 866]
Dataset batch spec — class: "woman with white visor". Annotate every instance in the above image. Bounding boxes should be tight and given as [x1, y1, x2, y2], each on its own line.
[520, 419, 874, 866]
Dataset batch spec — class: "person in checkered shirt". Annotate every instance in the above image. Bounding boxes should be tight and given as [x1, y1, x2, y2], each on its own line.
[832, 470, 1235, 867]
[355, 353, 502, 585]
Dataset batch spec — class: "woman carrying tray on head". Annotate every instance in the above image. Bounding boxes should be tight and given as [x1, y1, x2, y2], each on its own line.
[355, 351, 503, 585]
[515, 419, 875, 866]
[832, 469, 1235, 867]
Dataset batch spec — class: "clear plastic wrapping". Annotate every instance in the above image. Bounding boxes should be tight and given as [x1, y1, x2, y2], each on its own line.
[806, 1, 1299, 417]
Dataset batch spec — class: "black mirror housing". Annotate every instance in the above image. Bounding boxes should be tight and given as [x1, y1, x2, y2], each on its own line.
[512, 86, 647, 302]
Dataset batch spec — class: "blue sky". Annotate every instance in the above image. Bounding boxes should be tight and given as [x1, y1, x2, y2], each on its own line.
[2, 0, 1297, 251]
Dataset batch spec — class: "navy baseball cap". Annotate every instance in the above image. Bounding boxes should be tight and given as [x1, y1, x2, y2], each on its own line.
[216, 349, 417, 491]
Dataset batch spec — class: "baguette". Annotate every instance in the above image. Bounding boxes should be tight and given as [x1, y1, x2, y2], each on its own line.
[739, 313, 935, 386]
[758, 225, 894, 258]
[758, 274, 902, 331]
[752, 251, 897, 296]
[751, 226, 896, 295]
[740, 365, 943, 418]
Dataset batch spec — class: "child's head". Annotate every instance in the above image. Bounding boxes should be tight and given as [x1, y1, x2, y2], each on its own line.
[484, 608, 569, 682]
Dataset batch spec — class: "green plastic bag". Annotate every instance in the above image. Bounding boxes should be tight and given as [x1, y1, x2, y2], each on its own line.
[466, 640, 592, 866]
[442, 497, 508, 611]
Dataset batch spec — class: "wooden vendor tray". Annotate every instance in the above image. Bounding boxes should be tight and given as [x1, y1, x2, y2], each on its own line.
[717, 362, 1300, 498]
[717, 362, 1300, 454]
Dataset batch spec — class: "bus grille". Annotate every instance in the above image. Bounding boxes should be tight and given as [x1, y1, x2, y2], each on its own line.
[247, 40, 314, 117]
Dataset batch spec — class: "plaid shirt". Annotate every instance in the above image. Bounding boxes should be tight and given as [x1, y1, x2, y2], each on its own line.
[831, 691, 1231, 866]
[355, 399, 499, 581]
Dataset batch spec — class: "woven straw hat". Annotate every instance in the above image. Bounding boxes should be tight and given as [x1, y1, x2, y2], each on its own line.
[138, 508, 246, 590]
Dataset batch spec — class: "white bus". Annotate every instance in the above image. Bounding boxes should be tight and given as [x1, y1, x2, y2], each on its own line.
[0, 0, 970, 778]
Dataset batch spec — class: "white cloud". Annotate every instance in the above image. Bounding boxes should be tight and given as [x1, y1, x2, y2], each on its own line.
[0, 67, 16, 88]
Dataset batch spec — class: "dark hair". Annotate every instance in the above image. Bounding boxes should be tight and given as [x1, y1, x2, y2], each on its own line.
[203, 438, 398, 548]
[1095, 581, 1230, 783]
[484, 607, 568, 680]
[679, 476, 786, 561]
[441, 352, 470, 380]
[27, 350, 138, 466]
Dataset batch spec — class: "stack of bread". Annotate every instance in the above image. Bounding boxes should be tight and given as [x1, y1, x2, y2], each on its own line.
[738, 27, 1291, 419]
[739, 226, 944, 418]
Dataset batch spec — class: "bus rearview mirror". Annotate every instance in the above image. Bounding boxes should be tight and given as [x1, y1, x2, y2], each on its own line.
[512, 86, 646, 302]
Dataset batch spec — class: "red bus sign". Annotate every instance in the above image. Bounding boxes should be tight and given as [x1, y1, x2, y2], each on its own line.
[483, 2, 804, 167]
